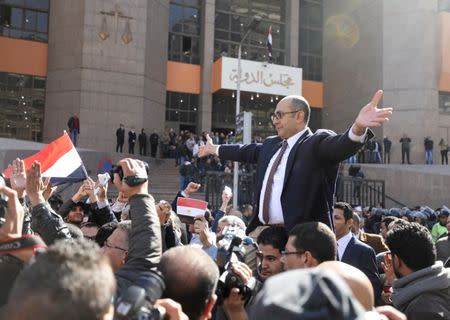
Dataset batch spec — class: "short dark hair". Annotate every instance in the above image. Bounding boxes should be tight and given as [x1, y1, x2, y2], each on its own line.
[289, 222, 337, 263]
[257, 226, 287, 253]
[289, 96, 310, 126]
[334, 202, 354, 221]
[385, 222, 436, 271]
[95, 221, 118, 247]
[159, 246, 219, 320]
[381, 216, 399, 227]
[7, 238, 115, 320]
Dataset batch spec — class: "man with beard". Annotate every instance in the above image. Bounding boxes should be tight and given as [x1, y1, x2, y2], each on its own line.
[385, 222, 450, 319]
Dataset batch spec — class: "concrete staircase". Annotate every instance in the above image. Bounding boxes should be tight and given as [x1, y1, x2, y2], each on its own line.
[148, 158, 206, 203]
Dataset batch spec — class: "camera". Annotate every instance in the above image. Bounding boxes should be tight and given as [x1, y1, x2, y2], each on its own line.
[110, 162, 150, 187]
[215, 225, 256, 306]
[0, 174, 8, 227]
[115, 271, 166, 320]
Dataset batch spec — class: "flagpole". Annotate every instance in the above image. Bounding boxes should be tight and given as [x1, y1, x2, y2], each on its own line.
[233, 15, 261, 209]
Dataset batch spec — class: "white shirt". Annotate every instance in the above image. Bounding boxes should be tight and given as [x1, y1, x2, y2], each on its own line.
[217, 125, 366, 224]
[257, 129, 307, 224]
[337, 232, 353, 261]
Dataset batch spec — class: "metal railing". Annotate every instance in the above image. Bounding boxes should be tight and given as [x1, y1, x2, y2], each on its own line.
[204, 172, 389, 211]
[336, 177, 385, 208]
[204, 171, 255, 210]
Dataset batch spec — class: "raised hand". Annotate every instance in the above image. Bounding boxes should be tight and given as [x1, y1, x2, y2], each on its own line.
[353, 90, 393, 135]
[8, 158, 27, 198]
[25, 161, 46, 207]
[198, 134, 218, 158]
[42, 177, 57, 201]
[0, 185, 24, 241]
[113, 158, 148, 198]
[184, 182, 201, 196]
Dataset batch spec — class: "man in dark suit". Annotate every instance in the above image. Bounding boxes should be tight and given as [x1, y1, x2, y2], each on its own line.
[333, 202, 381, 302]
[352, 211, 389, 254]
[199, 90, 392, 235]
[116, 124, 125, 153]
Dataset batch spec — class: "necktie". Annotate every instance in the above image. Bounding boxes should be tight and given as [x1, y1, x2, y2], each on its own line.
[262, 140, 289, 224]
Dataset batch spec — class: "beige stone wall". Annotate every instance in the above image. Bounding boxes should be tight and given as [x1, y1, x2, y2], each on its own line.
[44, 0, 168, 152]
[349, 164, 450, 208]
[323, 0, 446, 165]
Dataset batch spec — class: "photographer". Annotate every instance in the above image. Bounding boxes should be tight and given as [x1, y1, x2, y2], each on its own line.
[111, 158, 162, 295]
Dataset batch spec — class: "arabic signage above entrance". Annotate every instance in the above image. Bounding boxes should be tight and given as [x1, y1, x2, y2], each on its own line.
[220, 57, 302, 96]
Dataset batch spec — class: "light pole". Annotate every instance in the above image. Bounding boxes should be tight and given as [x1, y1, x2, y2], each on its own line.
[233, 15, 262, 209]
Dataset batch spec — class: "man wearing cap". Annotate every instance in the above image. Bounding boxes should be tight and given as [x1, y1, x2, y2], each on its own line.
[199, 91, 392, 236]
[436, 213, 450, 263]
[432, 210, 450, 242]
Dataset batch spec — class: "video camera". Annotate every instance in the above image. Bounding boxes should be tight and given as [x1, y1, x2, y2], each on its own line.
[215, 225, 256, 306]
[109, 162, 150, 187]
[115, 272, 166, 320]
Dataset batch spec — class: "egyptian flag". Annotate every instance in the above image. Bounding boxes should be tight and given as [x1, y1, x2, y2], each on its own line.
[176, 197, 208, 218]
[3, 132, 88, 185]
[267, 25, 273, 62]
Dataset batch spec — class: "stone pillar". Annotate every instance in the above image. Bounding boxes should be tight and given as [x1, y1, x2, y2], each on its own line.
[198, 0, 215, 134]
[44, 0, 169, 152]
[285, 0, 300, 67]
[382, 0, 439, 164]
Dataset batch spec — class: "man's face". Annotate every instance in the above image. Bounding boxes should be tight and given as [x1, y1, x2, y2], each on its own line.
[438, 215, 448, 226]
[258, 244, 284, 280]
[216, 221, 229, 240]
[280, 236, 306, 270]
[102, 228, 128, 272]
[446, 215, 450, 233]
[67, 206, 84, 224]
[272, 99, 303, 139]
[333, 208, 351, 240]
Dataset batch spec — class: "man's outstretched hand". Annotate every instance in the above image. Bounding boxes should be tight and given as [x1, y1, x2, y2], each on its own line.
[353, 90, 393, 136]
[198, 134, 218, 158]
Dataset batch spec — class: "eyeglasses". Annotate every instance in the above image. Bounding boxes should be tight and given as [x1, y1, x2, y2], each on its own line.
[281, 250, 305, 256]
[270, 110, 299, 122]
[104, 240, 127, 252]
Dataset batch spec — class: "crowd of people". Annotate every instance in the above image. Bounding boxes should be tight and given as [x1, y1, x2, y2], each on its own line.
[1, 91, 448, 320]
[0, 155, 449, 320]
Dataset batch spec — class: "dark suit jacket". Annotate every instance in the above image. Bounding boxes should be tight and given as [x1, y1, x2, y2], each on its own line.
[359, 230, 389, 254]
[341, 236, 382, 300]
[219, 128, 371, 233]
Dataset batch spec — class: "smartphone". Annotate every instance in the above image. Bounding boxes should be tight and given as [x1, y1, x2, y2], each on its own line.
[0, 174, 8, 223]
[94, 172, 110, 195]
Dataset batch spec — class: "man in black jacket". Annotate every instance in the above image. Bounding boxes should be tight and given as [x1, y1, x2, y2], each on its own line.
[150, 130, 160, 158]
[116, 124, 125, 153]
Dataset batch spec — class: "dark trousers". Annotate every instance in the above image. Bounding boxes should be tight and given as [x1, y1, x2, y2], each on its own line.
[129, 142, 135, 154]
[151, 144, 158, 157]
[441, 150, 448, 165]
[116, 141, 124, 153]
[402, 148, 410, 164]
[139, 144, 146, 156]
[384, 150, 390, 164]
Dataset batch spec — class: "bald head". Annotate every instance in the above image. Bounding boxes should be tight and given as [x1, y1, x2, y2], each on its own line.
[279, 95, 310, 126]
[159, 246, 219, 320]
[318, 261, 374, 311]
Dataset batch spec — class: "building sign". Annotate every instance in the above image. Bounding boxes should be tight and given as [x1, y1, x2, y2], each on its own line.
[221, 57, 302, 96]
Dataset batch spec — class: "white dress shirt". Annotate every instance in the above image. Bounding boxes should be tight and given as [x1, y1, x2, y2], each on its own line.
[257, 129, 307, 224]
[337, 231, 353, 261]
[217, 125, 366, 225]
